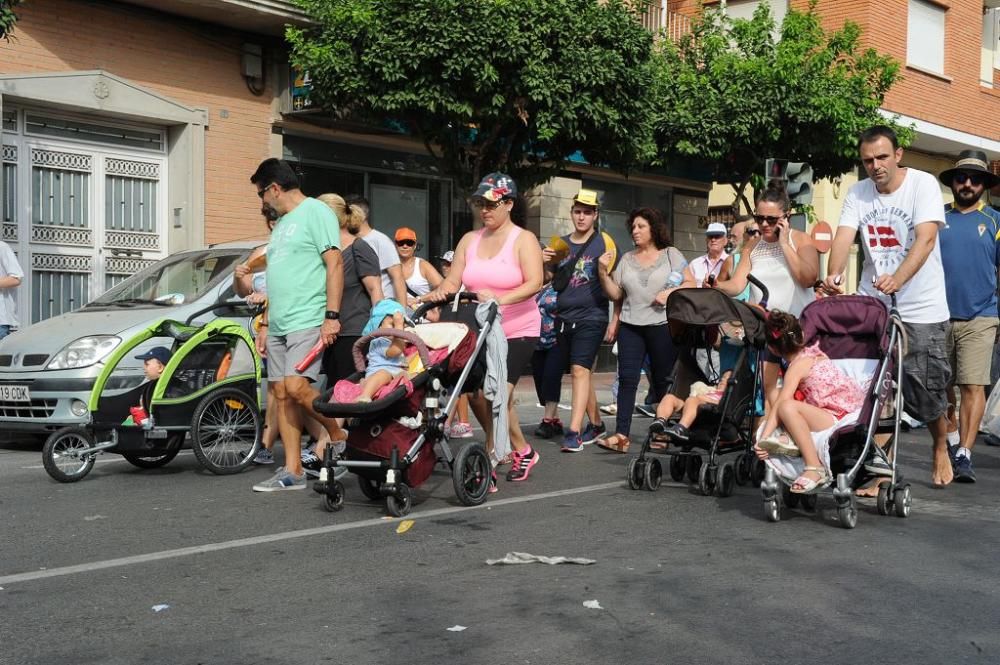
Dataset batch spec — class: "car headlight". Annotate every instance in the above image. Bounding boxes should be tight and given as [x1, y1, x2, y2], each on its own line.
[47, 336, 122, 370]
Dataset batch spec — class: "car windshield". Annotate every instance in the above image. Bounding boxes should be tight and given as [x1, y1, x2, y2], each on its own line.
[88, 250, 247, 307]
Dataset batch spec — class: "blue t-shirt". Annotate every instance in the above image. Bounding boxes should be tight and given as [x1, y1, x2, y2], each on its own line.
[555, 231, 610, 323]
[939, 202, 1000, 320]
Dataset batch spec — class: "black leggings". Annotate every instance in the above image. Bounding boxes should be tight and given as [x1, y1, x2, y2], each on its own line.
[615, 322, 676, 437]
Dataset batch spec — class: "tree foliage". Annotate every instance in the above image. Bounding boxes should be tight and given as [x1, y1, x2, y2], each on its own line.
[1, 0, 22, 41]
[654, 0, 910, 213]
[287, 0, 660, 192]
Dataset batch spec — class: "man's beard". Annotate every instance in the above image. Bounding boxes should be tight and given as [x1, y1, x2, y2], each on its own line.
[953, 187, 981, 207]
[261, 204, 279, 222]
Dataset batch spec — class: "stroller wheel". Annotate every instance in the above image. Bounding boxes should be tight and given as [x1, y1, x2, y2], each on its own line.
[323, 481, 345, 513]
[697, 462, 716, 496]
[191, 388, 261, 475]
[642, 458, 662, 492]
[781, 484, 800, 509]
[626, 457, 643, 491]
[734, 453, 749, 486]
[386, 483, 413, 518]
[452, 443, 491, 506]
[764, 496, 781, 523]
[750, 458, 767, 486]
[668, 454, 685, 482]
[837, 497, 858, 529]
[358, 476, 382, 501]
[876, 484, 891, 516]
[42, 426, 97, 483]
[893, 484, 911, 518]
[716, 462, 736, 498]
[685, 455, 702, 484]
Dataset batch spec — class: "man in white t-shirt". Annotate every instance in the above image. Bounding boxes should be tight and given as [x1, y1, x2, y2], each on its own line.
[822, 125, 953, 486]
[348, 196, 407, 302]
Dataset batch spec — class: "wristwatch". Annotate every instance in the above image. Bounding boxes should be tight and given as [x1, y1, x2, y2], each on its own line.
[324, 310, 340, 320]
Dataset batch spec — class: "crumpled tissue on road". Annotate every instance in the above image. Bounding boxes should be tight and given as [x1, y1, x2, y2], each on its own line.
[486, 552, 596, 566]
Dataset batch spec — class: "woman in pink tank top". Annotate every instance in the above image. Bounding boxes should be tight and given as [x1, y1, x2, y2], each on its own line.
[425, 173, 544, 488]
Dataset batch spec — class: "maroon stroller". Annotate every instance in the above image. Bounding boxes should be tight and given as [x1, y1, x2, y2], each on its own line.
[760, 294, 910, 528]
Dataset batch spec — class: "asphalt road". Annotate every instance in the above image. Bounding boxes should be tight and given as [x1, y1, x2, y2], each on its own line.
[1, 377, 999, 665]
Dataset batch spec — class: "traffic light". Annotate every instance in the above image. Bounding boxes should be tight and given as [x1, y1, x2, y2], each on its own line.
[764, 159, 814, 206]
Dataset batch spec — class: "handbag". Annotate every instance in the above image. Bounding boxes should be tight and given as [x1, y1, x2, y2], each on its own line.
[551, 230, 600, 292]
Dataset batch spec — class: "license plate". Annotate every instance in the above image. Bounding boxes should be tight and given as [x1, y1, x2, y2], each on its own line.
[0, 385, 31, 402]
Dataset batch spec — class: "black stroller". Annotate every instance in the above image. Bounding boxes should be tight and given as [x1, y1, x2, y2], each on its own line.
[625, 285, 767, 497]
[760, 294, 908, 528]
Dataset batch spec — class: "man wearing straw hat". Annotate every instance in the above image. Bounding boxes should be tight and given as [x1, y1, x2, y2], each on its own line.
[937, 150, 1000, 483]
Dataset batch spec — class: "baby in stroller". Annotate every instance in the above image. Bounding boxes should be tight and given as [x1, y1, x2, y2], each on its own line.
[754, 310, 866, 493]
[653, 322, 742, 443]
[357, 301, 409, 402]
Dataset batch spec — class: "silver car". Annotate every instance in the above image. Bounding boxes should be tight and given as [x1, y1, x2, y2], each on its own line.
[0, 243, 257, 437]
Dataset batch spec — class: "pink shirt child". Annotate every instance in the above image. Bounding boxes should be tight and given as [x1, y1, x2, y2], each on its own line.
[795, 342, 866, 419]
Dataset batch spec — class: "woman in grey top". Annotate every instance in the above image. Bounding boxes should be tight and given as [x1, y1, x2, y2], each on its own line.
[595, 207, 692, 452]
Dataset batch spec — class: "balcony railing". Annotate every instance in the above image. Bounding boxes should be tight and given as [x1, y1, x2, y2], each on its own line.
[637, 4, 693, 42]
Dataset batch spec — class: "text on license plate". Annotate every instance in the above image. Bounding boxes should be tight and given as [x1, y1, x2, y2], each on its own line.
[0, 385, 31, 402]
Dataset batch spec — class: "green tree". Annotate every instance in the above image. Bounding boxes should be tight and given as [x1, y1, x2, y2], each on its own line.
[1, 0, 22, 41]
[654, 0, 911, 217]
[287, 0, 660, 192]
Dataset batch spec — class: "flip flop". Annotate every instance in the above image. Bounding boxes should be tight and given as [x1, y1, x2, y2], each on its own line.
[596, 434, 630, 454]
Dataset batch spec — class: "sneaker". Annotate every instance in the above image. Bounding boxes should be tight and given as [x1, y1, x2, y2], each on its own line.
[599, 403, 618, 416]
[635, 404, 656, 418]
[450, 422, 474, 439]
[561, 431, 584, 453]
[649, 417, 668, 435]
[506, 448, 540, 481]
[985, 434, 1000, 447]
[863, 446, 893, 477]
[666, 423, 691, 441]
[580, 421, 607, 445]
[953, 454, 976, 483]
[301, 449, 323, 478]
[900, 412, 925, 429]
[253, 448, 275, 465]
[533, 418, 564, 439]
[252, 467, 306, 492]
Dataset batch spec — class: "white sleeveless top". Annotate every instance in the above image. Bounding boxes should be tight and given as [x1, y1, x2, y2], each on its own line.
[404, 257, 431, 296]
[748, 233, 813, 316]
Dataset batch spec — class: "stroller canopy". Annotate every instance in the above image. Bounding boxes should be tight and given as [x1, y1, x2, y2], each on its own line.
[666, 288, 768, 347]
[799, 295, 889, 360]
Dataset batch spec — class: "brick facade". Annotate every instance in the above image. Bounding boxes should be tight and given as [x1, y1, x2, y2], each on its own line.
[0, 0, 277, 246]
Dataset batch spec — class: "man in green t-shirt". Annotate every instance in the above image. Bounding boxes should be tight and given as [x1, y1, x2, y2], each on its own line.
[245, 159, 345, 492]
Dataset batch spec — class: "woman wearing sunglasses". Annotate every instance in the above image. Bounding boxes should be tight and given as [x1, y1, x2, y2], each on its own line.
[394, 227, 443, 310]
[715, 180, 819, 409]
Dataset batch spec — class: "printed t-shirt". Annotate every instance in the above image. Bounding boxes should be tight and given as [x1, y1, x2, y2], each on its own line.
[939, 202, 1000, 320]
[837, 168, 949, 324]
[266, 197, 341, 336]
[556, 230, 614, 323]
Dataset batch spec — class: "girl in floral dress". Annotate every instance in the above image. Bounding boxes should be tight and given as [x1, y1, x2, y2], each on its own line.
[754, 310, 866, 493]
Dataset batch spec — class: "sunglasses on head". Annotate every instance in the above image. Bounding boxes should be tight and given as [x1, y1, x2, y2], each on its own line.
[954, 173, 985, 186]
[753, 214, 784, 225]
[396, 239, 416, 247]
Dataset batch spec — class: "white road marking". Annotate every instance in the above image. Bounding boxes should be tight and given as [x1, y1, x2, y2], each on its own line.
[19, 450, 196, 470]
[0, 480, 685, 586]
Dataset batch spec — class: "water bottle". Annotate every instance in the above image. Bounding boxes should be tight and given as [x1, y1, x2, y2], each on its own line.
[666, 271, 684, 288]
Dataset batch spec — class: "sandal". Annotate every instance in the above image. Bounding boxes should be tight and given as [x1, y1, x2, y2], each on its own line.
[756, 432, 800, 457]
[790, 466, 831, 494]
[596, 434, 630, 454]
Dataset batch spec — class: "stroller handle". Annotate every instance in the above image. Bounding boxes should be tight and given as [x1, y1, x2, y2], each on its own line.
[352, 328, 432, 373]
[411, 291, 486, 321]
[746, 273, 769, 309]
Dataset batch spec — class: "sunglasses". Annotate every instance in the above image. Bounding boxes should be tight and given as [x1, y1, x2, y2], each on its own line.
[753, 214, 784, 225]
[256, 183, 273, 199]
[396, 240, 416, 247]
[745, 229, 761, 237]
[470, 199, 505, 211]
[954, 173, 985, 186]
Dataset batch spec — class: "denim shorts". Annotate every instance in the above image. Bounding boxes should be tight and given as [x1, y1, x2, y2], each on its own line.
[557, 320, 606, 369]
[901, 320, 951, 423]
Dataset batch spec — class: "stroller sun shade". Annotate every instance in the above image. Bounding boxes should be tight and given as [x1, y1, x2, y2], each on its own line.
[799, 295, 889, 360]
[665, 288, 768, 347]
